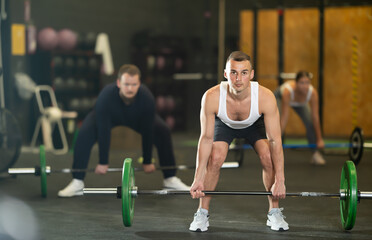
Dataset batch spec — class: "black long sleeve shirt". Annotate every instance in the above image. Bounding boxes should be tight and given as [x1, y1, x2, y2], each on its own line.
[94, 83, 155, 164]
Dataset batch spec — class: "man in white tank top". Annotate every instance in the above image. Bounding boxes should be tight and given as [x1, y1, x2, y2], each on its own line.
[189, 51, 288, 232]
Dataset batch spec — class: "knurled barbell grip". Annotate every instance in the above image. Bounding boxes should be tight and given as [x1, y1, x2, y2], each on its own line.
[135, 190, 341, 197]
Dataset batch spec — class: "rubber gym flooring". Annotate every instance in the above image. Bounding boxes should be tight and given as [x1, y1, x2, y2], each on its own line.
[1, 133, 372, 240]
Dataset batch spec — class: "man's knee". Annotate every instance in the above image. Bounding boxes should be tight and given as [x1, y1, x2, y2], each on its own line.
[258, 148, 273, 171]
[208, 148, 227, 171]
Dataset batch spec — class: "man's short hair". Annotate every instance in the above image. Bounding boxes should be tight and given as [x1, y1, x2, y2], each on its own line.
[117, 64, 141, 79]
[226, 51, 252, 67]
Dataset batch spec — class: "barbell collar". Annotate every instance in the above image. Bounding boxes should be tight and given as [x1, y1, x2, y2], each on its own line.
[117, 186, 122, 199]
[131, 186, 138, 198]
[340, 190, 346, 200]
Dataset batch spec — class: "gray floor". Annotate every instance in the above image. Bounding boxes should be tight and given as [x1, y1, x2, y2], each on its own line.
[1, 134, 372, 240]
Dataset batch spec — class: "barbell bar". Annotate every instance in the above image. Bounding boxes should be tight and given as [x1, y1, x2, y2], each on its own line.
[8, 145, 239, 197]
[230, 127, 366, 165]
[83, 158, 372, 230]
[8, 162, 239, 174]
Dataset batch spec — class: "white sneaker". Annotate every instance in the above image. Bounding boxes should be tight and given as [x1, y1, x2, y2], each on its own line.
[163, 176, 190, 190]
[189, 208, 209, 232]
[310, 151, 326, 165]
[58, 179, 84, 197]
[267, 208, 289, 231]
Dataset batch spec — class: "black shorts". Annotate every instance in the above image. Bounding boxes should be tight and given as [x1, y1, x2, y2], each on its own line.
[214, 115, 267, 146]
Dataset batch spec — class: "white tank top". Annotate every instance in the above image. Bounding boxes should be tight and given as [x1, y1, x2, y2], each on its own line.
[217, 81, 262, 129]
[280, 82, 313, 107]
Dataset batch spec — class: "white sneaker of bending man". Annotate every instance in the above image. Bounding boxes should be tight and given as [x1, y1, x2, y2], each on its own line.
[267, 208, 289, 231]
[163, 176, 190, 190]
[58, 179, 84, 197]
[189, 208, 209, 232]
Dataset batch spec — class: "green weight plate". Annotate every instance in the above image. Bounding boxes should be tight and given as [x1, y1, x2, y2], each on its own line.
[122, 158, 135, 227]
[340, 160, 358, 230]
[348, 127, 364, 165]
[40, 145, 47, 198]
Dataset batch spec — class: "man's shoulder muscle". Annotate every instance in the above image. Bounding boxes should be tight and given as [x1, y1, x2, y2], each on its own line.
[258, 85, 276, 113]
[202, 84, 220, 113]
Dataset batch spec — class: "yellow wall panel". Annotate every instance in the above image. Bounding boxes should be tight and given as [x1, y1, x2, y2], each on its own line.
[256, 10, 279, 91]
[283, 8, 319, 136]
[239, 11, 254, 58]
[324, 7, 372, 137]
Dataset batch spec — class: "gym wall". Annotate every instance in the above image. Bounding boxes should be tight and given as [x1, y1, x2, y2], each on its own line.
[323, 7, 372, 137]
[5, 0, 223, 143]
[240, 6, 372, 138]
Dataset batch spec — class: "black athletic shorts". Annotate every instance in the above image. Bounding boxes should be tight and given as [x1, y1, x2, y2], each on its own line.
[214, 115, 267, 146]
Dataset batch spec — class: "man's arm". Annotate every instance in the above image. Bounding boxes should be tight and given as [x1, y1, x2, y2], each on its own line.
[95, 90, 113, 166]
[139, 101, 156, 165]
[190, 88, 217, 198]
[260, 87, 286, 199]
[309, 90, 324, 148]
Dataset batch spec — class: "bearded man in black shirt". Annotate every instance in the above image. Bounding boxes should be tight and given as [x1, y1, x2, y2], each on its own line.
[58, 64, 190, 197]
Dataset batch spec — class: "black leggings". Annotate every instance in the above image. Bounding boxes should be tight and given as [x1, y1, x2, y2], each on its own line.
[72, 112, 177, 180]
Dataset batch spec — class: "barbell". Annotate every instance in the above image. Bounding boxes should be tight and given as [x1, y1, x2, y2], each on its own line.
[8, 145, 239, 197]
[83, 158, 372, 230]
[230, 127, 367, 166]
